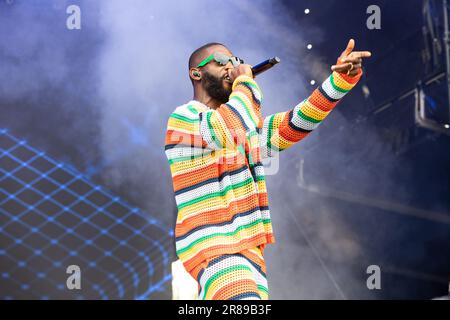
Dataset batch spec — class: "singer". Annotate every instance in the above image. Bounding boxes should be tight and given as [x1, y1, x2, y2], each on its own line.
[165, 41, 371, 300]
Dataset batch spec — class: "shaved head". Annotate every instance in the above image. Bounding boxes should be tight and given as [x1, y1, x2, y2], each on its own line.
[188, 42, 234, 106]
[188, 42, 229, 69]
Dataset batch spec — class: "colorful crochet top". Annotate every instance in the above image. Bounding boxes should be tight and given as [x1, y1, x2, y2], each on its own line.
[165, 70, 362, 273]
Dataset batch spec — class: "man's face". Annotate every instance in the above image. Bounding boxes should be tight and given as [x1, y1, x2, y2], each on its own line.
[200, 46, 234, 104]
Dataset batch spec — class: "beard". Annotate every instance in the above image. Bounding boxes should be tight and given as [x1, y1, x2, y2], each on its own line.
[201, 71, 232, 104]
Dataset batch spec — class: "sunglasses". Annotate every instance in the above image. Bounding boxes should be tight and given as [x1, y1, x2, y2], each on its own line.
[197, 52, 244, 68]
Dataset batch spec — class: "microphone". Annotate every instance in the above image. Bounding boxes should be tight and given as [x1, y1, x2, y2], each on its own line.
[251, 57, 281, 76]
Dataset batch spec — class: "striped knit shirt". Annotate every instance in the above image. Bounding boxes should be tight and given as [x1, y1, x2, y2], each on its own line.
[165, 70, 362, 273]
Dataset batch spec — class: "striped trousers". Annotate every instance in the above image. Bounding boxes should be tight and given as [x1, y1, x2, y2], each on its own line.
[190, 247, 269, 300]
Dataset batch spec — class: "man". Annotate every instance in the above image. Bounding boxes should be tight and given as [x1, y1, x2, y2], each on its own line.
[165, 40, 371, 300]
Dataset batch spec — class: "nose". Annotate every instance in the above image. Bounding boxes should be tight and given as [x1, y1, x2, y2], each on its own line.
[225, 60, 234, 69]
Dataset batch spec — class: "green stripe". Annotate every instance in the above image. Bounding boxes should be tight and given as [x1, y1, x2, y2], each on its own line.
[248, 151, 254, 165]
[329, 73, 350, 93]
[170, 113, 199, 123]
[202, 265, 252, 298]
[270, 144, 281, 152]
[230, 95, 257, 127]
[297, 109, 321, 124]
[168, 151, 211, 165]
[245, 81, 259, 92]
[266, 115, 275, 151]
[237, 144, 245, 156]
[177, 177, 254, 210]
[187, 104, 198, 115]
[177, 218, 271, 255]
[257, 284, 269, 294]
[207, 112, 223, 149]
[243, 81, 262, 100]
[255, 175, 265, 182]
[238, 79, 261, 96]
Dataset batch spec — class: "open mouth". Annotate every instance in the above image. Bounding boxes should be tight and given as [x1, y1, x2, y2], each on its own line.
[224, 75, 232, 83]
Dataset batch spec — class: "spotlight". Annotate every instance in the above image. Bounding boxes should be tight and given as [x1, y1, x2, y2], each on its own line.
[304, 8, 310, 14]
[361, 85, 371, 99]
[307, 44, 313, 50]
[445, 124, 450, 129]
[310, 80, 316, 85]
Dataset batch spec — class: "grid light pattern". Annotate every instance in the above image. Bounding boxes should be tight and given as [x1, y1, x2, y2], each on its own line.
[0, 128, 173, 299]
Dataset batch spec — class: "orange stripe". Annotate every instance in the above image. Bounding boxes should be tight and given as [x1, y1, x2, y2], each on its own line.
[189, 259, 210, 283]
[234, 83, 263, 126]
[218, 105, 248, 143]
[337, 69, 362, 84]
[165, 130, 207, 148]
[172, 161, 248, 192]
[175, 194, 262, 236]
[279, 116, 310, 143]
[309, 91, 338, 112]
[240, 249, 266, 274]
[212, 279, 259, 300]
[258, 193, 269, 207]
[182, 233, 270, 272]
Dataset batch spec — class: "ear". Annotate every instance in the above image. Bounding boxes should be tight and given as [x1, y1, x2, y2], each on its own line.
[190, 68, 201, 81]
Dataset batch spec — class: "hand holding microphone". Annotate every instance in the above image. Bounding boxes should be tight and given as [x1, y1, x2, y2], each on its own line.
[228, 56, 281, 82]
[227, 64, 254, 83]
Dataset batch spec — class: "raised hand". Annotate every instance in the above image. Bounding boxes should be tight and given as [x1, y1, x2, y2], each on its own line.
[331, 39, 372, 77]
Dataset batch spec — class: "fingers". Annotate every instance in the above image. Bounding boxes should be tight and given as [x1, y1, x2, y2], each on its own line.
[331, 62, 363, 73]
[341, 39, 355, 58]
[342, 57, 362, 64]
[342, 51, 372, 63]
[349, 51, 372, 59]
[333, 41, 372, 76]
[331, 62, 353, 72]
[229, 64, 253, 81]
[358, 51, 372, 58]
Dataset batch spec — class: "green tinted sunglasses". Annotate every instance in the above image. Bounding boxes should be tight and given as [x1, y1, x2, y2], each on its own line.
[197, 52, 244, 68]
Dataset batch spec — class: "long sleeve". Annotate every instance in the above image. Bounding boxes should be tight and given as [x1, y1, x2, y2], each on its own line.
[164, 68, 362, 271]
[260, 70, 362, 158]
[165, 75, 264, 169]
[198, 75, 263, 151]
